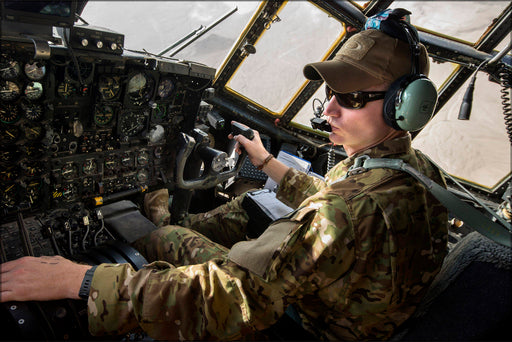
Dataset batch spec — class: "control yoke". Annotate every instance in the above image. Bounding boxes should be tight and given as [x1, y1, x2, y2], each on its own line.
[175, 127, 252, 189]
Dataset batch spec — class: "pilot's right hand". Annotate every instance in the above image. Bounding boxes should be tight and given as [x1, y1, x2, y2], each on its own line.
[229, 121, 271, 168]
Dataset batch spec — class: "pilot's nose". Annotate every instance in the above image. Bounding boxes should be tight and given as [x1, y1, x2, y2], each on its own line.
[323, 96, 340, 117]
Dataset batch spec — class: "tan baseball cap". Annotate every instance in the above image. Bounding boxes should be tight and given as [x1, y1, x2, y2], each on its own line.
[303, 29, 429, 93]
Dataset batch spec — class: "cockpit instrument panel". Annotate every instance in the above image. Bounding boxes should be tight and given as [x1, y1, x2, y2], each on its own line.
[0, 39, 215, 221]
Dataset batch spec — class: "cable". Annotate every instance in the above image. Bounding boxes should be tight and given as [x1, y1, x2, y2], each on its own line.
[499, 68, 512, 143]
[327, 144, 335, 172]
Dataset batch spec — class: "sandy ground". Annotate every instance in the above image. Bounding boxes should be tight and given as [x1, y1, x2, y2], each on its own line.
[81, 1, 511, 189]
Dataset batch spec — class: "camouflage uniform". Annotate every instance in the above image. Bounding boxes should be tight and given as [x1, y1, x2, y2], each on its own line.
[87, 134, 448, 340]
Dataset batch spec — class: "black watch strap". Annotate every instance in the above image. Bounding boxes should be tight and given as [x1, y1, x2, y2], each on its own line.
[79, 265, 98, 300]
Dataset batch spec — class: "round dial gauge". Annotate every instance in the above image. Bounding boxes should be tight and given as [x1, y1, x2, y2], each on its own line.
[94, 104, 114, 126]
[0, 124, 20, 144]
[1, 183, 17, 208]
[61, 162, 78, 180]
[127, 72, 154, 105]
[0, 103, 21, 124]
[157, 78, 175, 99]
[137, 150, 149, 166]
[152, 104, 167, 121]
[21, 102, 43, 121]
[24, 62, 46, 81]
[24, 82, 44, 100]
[136, 169, 149, 182]
[0, 81, 21, 101]
[98, 75, 121, 100]
[121, 152, 133, 167]
[22, 161, 43, 177]
[82, 159, 97, 175]
[119, 111, 146, 137]
[62, 183, 78, 201]
[104, 155, 118, 170]
[0, 165, 19, 182]
[0, 59, 21, 80]
[66, 62, 93, 82]
[25, 181, 41, 204]
[57, 82, 76, 98]
[23, 122, 44, 141]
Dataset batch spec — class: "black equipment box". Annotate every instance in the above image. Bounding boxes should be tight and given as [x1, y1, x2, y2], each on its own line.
[69, 24, 124, 54]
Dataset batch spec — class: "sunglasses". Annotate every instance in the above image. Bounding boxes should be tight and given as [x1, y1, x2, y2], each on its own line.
[325, 85, 387, 109]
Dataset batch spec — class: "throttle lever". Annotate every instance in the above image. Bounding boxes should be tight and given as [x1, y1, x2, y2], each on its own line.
[231, 121, 254, 140]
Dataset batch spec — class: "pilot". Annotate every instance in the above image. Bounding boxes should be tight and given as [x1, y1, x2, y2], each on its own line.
[0, 10, 448, 341]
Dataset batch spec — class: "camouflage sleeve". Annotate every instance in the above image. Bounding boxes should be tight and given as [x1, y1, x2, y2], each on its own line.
[88, 193, 356, 340]
[276, 168, 327, 208]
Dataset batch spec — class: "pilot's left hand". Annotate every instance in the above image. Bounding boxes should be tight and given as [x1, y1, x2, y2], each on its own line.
[0, 255, 91, 302]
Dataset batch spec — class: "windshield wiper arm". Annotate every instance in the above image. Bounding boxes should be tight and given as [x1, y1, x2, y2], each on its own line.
[158, 25, 205, 56]
[160, 6, 238, 58]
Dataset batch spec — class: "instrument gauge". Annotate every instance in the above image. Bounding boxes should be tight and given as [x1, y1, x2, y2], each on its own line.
[21, 102, 44, 121]
[104, 155, 118, 170]
[0, 59, 21, 80]
[21, 161, 44, 177]
[152, 104, 167, 121]
[66, 62, 93, 83]
[121, 152, 133, 167]
[0, 103, 21, 124]
[24, 62, 46, 81]
[1, 183, 17, 208]
[0, 124, 20, 144]
[0, 165, 19, 182]
[23, 122, 44, 141]
[157, 78, 175, 99]
[24, 82, 44, 100]
[119, 110, 147, 137]
[62, 183, 78, 201]
[82, 159, 97, 175]
[98, 75, 121, 100]
[57, 82, 76, 98]
[94, 104, 114, 126]
[127, 72, 154, 105]
[0, 81, 21, 101]
[137, 150, 150, 166]
[62, 162, 78, 180]
[136, 169, 149, 182]
[25, 181, 41, 204]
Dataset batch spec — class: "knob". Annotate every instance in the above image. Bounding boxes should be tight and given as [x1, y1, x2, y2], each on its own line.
[110, 42, 117, 50]
[81, 38, 89, 47]
[96, 40, 103, 49]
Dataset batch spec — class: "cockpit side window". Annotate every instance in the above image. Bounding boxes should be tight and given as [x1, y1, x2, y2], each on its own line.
[225, 1, 343, 114]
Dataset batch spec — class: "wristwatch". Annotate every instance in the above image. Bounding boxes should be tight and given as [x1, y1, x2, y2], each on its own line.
[79, 265, 98, 300]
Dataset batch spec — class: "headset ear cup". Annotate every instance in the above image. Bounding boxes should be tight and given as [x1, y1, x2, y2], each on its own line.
[383, 75, 438, 131]
[383, 76, 407, 130]
[395, 75, 438, 131]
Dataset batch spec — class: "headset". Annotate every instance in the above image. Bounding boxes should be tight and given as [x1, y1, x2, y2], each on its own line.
[370, 9, 438, 131]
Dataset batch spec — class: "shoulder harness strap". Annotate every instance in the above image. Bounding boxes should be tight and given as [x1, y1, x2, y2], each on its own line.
[341, 155, 511, 247]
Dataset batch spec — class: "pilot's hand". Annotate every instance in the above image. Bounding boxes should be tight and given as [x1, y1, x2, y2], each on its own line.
[228, 121, 270, 168]
[0, 255, 91, 302]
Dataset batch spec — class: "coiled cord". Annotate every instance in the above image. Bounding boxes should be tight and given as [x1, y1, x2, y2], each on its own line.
[327, 144, 335, 172]
[499, 69, 512, 144]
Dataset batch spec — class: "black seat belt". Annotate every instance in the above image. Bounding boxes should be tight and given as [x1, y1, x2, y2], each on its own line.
[345, 156, 511, 248]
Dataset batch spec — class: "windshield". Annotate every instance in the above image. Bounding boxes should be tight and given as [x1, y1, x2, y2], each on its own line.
[81, 1, 511, 190]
